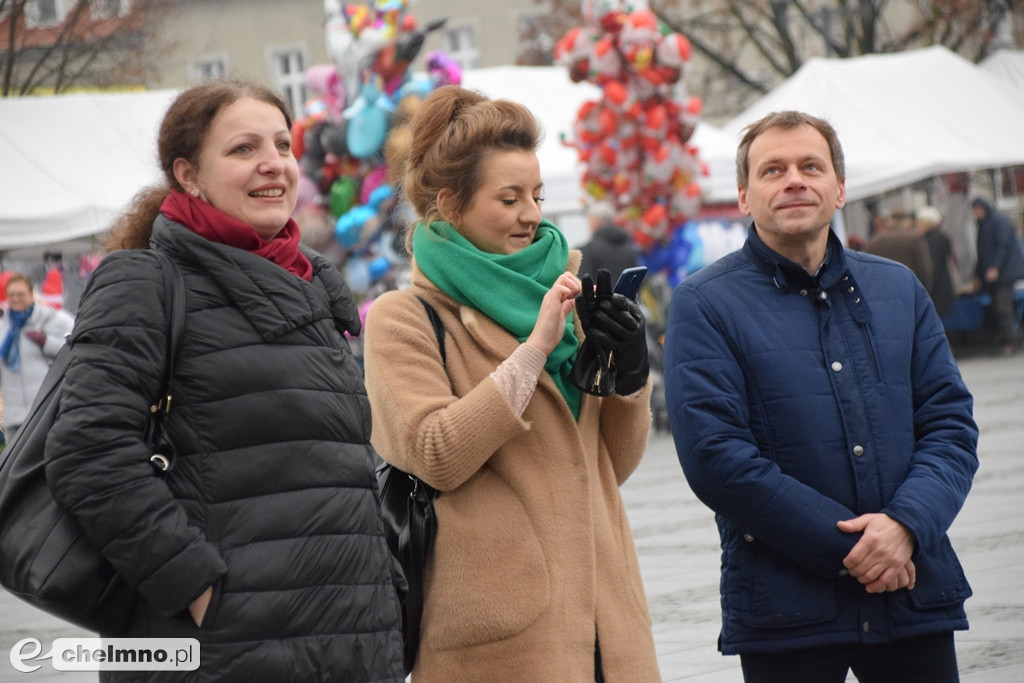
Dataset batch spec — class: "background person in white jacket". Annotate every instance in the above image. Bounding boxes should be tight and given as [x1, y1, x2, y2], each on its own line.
[0, 273, 73, 441]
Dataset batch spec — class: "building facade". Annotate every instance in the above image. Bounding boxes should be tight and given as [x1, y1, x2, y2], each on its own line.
[147, 0, 550, 117]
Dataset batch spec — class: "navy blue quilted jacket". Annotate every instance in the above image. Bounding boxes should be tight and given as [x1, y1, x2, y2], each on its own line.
[45, 218, 404, 681]
[664, 226, 978, 655]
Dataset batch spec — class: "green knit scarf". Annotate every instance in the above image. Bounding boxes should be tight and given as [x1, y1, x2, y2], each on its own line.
[413, 219, 581, 419]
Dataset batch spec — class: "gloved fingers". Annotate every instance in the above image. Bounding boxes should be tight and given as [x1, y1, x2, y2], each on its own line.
[586, 296, 645, 350]
[586, 316, 634, 348]
[584, 327, 625, 350]
[590, 312, 637, 344]
[595, 296, 643, 332]
[580, 273, 595, 303]
[595, 269, 613, 298]
[607, 293, 643, 317]
[575, 273, 596, 324]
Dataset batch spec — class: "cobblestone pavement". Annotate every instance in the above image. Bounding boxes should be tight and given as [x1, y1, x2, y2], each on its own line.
[1, 353, 1022, 681]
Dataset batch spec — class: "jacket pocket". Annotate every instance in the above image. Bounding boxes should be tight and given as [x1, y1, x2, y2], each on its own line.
[907, 536, 972, 610]
[739, 541, 837, 629]
[424, 469, 551, 651]
[194, 577, 224, 631]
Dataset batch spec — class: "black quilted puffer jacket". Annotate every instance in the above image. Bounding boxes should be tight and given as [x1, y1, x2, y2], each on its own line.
[45, 218, 404, 682]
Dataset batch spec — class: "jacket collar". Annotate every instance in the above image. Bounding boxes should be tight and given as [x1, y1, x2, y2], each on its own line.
[152, 217, 358, 342]
[745, 224, 849, 293]
[744, 225, 870, 323]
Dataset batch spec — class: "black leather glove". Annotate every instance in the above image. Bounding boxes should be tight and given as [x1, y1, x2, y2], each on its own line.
[570, 270, 616, 396]
[586, 291, 649, 395]
[574, 269, 613, 332]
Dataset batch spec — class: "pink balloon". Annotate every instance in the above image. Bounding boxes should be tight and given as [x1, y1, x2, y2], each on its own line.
[296, 173, 320, 212]
[360, 165, 389, 205]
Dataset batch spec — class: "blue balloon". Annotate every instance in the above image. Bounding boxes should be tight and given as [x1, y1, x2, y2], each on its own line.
[367, 183, 394, 209]
[335, 205, 376, 247]
[395, 75, 434, 101]
[346, 104, 389, 159]
[367, 255, 391, 281]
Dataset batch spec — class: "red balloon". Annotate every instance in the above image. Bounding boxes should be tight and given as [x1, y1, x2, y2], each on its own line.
[646, 104, 666, 130]
[598, 108, 617, 136]
[291, 120, 307, 162]
[603, 81, 628, 107]
[632, 230, 657, 251]
[643, 203, 667, 227]
[598, 142, 618, 166]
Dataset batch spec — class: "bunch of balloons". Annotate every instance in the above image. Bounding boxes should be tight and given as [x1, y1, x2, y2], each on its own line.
[555, 0, 707, 250]
[291, 0, 460, 295]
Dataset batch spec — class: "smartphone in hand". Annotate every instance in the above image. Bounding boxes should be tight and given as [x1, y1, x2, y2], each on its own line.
[613, 266, 647, 300]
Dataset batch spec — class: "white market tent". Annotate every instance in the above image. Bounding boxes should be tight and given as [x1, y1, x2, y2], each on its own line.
[716, 45, 1024, 204]
[979, 49, 1024, 101]
[0, 89, 177, 251]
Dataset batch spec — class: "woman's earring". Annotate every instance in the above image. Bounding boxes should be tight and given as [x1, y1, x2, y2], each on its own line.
[190, 188, 200, 198]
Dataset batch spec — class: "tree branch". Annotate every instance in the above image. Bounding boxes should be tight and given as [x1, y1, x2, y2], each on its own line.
[654, 7, 770, 94]
[722, 0, 789, 76]
[1, 0, 23, 96]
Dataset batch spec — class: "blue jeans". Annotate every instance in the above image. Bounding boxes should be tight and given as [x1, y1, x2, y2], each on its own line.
[740, 631, 958, 683]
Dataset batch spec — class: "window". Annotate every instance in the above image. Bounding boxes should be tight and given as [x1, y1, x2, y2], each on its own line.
[25, 0, 62, 28]
[92, 0, 131, 20]
[444, 24, 480, 71]
[189, 55, 227, 82]
[268, 46, 306, 118]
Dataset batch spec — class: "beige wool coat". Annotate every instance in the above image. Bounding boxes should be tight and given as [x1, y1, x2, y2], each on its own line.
[363, 255, 661, 682]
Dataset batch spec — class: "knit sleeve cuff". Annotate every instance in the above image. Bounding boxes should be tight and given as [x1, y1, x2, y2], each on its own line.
[489, 343, 547, 415]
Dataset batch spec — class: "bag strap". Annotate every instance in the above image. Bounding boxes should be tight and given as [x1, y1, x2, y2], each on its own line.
[147, 251, 186, 471]
[150, 250, 186, 415]
[414, 296, 446, 368]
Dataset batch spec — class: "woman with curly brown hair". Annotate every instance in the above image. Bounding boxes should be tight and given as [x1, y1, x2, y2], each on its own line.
[45, 79, 404, 682]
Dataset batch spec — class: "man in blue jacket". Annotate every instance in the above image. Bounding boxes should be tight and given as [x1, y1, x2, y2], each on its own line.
[971, 197, 1024, 356]
[664, 111, 978, 683]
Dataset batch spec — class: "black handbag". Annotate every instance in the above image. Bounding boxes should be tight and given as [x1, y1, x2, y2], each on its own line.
[570, 269, 617, 396]
[0, 251, 185, 634]
[375, 295, 443, 675]
[569, 339, 616, 396]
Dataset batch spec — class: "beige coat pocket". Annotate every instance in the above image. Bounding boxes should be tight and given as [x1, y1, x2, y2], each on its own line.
[423, 469, 551, 651]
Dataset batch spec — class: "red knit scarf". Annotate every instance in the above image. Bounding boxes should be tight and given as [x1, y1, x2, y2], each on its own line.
[160, 191, 313, 281]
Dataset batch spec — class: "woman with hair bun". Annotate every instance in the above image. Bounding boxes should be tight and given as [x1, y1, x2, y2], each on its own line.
[363, 85, 660, 681]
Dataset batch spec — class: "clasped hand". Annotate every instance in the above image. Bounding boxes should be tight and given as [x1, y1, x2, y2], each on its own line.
[837, 513, 916, 594]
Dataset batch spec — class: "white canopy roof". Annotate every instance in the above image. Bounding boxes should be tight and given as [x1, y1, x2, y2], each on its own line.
[0, 89, 177, 251]
[713, 45, 1024, 204]
[979, 49, 1024, 100]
